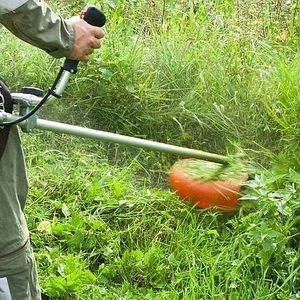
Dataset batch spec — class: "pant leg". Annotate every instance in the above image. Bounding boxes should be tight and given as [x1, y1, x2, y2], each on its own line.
[0, 241, 41, 300]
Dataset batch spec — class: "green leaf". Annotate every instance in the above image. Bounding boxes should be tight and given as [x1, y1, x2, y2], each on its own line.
[106, 0, 117, 9]
[62, 203, 71, 217]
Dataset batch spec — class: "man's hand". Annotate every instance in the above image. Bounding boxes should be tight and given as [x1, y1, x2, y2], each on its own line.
[67, 17, 105, 62]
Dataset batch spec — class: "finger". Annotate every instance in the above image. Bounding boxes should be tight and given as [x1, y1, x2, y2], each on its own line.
[94, 27, 105, 39]
[88, 46, 94, 54]
[91, 39, 101, 49]
[82, 54, 90, 63]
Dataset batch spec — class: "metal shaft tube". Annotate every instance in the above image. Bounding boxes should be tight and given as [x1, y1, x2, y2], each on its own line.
[36, 118, 228, 164]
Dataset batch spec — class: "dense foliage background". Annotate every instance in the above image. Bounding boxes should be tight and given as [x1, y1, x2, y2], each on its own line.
[0, 0, 299, 299]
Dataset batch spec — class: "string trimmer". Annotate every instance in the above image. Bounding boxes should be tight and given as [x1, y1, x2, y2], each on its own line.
[0, 6, 248, 212]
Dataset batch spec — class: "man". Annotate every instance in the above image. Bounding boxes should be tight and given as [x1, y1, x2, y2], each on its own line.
[0, 1, 105, 299]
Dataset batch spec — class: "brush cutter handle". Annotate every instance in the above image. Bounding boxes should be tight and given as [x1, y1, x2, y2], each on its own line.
[62, 5, 106, 73]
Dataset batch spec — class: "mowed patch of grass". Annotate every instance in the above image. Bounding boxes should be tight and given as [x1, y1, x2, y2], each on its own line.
[23, 133, 300, 299]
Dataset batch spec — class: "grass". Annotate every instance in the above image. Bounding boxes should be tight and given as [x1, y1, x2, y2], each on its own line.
[22, 134, 300, 299]
[1, 0, 300, 299]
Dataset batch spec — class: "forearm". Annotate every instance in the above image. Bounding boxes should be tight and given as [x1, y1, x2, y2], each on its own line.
[0, 0, 74, 58]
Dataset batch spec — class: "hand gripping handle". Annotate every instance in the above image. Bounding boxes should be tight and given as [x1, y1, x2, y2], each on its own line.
[62, 5, 106, 73]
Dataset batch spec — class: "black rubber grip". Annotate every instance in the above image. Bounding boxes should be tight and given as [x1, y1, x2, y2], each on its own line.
[63, 6, 106, 73]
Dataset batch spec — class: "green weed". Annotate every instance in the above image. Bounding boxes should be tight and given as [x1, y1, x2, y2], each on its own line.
[1, 0, 300, 299]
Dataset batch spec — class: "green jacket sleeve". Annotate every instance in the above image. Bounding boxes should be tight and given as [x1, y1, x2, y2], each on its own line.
[0, 0, 75, 58]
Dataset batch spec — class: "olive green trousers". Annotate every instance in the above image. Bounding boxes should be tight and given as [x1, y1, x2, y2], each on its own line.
[0, 241, 41, 300]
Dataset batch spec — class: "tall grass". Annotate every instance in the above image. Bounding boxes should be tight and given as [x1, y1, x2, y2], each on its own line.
[1, 0, 300, 299]
[43, 0, 300, 163]
[1, 0, 299, 162]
